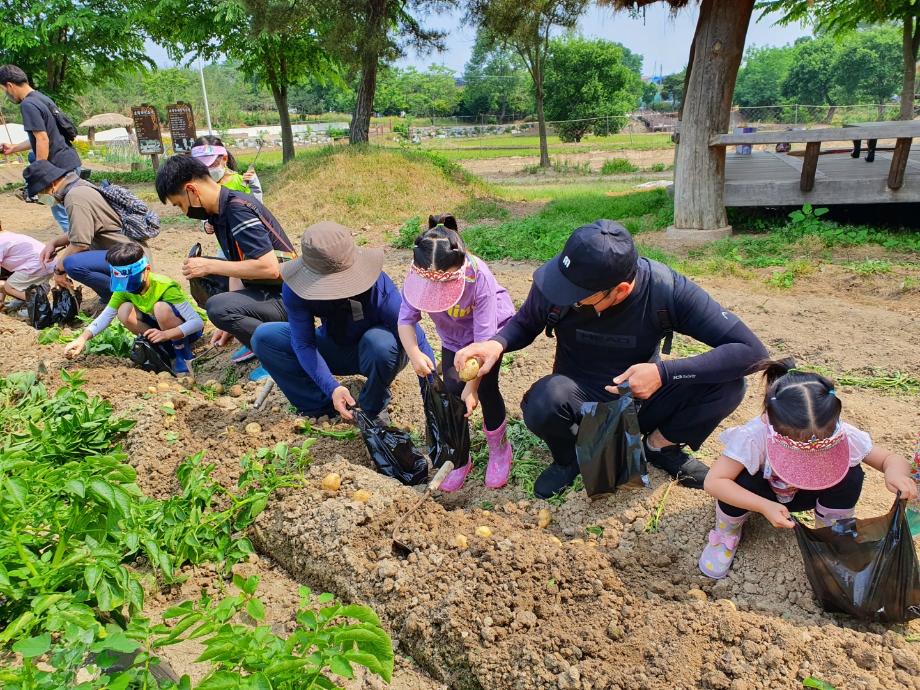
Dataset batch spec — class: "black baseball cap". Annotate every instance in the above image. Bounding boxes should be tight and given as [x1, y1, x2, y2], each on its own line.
[533, 219, 639, 305]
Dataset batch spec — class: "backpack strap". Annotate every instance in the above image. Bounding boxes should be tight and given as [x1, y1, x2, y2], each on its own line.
[647, 259, 676, 356]
[544, 305, 569, 338]
[229, 197, 296, 258]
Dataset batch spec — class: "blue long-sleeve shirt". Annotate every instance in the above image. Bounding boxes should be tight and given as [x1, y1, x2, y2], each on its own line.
[284, 274, 431, 397]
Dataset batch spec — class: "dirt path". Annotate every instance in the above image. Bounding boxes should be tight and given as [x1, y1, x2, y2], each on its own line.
[1, 188, 919, 688]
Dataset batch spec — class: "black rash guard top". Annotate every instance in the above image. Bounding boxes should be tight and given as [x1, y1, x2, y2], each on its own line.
[493, 258, 768, 398]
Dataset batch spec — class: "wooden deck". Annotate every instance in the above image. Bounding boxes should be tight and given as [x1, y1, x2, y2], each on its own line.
[724, 148, 920, 207]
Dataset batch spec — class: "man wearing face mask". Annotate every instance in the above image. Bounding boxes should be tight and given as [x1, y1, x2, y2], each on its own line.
[23, 160, 146, 304]
[0, 64, 81, 232]
[154, 155, 295, 381]
[455, 220, 768, 498]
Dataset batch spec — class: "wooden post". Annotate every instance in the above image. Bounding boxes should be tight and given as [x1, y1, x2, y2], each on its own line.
[799, 142, 821, 192]
[668, 0, 754, 242]
[150, 153, 160, 170]
[887, 137, 912, 190]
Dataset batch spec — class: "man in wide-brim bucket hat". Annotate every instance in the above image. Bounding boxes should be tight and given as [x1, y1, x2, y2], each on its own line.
[251, 221, 435, 421]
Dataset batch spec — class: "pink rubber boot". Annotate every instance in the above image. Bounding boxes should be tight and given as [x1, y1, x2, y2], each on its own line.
[484, 417, 513, 489]
[814, 502, 855, 528]
[438, 457, 473, 493]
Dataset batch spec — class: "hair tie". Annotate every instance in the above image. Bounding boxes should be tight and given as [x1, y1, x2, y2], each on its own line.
[827, 388, 836, 397]
[770, 396, 777, 401]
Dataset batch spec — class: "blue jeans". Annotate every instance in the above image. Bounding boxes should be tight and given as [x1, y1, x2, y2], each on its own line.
[251, 323, 433, 418]
[27, 152, 75, 232]
[62, 250, 112, 302]
[51, 203, 69, 233]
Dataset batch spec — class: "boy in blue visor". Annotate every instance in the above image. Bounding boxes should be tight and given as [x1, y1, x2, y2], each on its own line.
[64, 244, 205, 373]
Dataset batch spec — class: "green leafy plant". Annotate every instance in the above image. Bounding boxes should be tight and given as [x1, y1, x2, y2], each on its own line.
[645, 480, 678, 533]
[788, 203, 830, 230]
[155, 576, 394, 688]
[0, 578, 394, 690]
[844, 258, 892, 276]
[803, 677, 837, 690]
[390, 215, 421, 249]
[37, 317, 134, 358]
[600, 158, 638, 175]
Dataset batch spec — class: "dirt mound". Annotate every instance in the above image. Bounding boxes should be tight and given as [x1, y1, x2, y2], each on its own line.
[265, 147, 485, 244]
[254, 459, 920, 690]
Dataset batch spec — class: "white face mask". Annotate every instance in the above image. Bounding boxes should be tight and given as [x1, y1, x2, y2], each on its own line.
[209, 166, 225, 182]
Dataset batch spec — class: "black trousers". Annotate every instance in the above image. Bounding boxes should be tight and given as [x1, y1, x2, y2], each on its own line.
[441, 346, 505, 431]
[719, 465, 864, 518]
[521, 374, 746, 467]
[205, 287, 287, 349]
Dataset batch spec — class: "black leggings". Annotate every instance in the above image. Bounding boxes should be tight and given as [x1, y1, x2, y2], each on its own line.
[441, 347, 505, 431]
[719, 465, 865, 517]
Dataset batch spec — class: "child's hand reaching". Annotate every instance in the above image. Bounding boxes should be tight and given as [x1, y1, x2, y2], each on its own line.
[461, 383, 479, 418]
[884, 461, 919, 500]
[144, 328, 170, 344]
[409, 352, 434, 377]
[63, 339, 85, 360]
[761, 501, 795, 529]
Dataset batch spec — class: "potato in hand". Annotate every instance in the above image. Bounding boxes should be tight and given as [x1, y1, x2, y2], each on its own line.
[459, 357, 481, 382]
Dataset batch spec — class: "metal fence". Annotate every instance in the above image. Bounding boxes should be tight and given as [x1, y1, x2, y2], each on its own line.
[731, 103, 905, 128]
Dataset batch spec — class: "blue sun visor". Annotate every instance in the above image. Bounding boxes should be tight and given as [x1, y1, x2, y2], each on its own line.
[110, 255, 149, 293]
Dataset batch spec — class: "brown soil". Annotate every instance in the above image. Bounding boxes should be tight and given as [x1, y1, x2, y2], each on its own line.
[1, 189, 919, 688]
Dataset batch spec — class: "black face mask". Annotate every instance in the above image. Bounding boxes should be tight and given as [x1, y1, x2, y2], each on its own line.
[186, 189, 209, 220]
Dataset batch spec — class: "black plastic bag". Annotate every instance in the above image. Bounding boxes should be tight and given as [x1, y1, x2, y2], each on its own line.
[422, 375, 470, 471]
[130, 336, 175, 376]
[794, 495, 920, 623]
[25, 283, 53, 330]
[187, 243, 229, 308]
[354, 409, 428, 486]
[51, 286, 81, 325]
[575, 382, 649, 498]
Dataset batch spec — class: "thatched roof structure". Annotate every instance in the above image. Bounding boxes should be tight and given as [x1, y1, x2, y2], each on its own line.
[79, 113, 133, 129]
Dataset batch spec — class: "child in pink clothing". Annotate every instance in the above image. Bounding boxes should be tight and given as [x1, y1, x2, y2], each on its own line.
[699, 358, 917, 579]
[398, 214, 515, 491]
[0, 221, 54, 303]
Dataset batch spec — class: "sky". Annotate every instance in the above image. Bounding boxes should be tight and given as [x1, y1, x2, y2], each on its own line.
[149, 5, 812, 78]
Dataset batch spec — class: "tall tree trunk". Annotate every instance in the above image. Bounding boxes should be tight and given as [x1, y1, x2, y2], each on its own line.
[670, 0, 754, 240]
[534, 63, 550, 168]
[900, 14, 920, 120]
[350, 52, 377, 145]
[272, 84, 294, 163]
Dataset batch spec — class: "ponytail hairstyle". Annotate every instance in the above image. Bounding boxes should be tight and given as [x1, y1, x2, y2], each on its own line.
[759, 358, 842, 442]
[193, 134, 239, 171]
[413, 214, 465, 272]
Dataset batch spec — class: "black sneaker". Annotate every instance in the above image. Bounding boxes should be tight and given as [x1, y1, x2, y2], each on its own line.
[534, 462, 581, 499]
[644, 441, 709, 489]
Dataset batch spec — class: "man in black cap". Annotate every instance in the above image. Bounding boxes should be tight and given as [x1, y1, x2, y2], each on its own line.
[456, 220, 768, 498]
[24, 160, 145, 303]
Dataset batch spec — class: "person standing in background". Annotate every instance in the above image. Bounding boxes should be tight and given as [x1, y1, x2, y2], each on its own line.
[0, 64, 81, 232]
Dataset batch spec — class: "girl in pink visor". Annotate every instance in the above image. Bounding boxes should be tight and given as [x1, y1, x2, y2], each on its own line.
[699, 358, 917, 579]
[398, 214, 516, 492]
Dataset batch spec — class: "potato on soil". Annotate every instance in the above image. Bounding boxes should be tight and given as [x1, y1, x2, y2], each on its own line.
[537, 509, 552, 529]
[245, 422, 262, 436]
[475, 526, 493, 539]
[147, 386, 158, 394]
[352, 489, 371, 503]
[458, 357, 480, 382]
[454, 534, 469, 549]
[157, 382, 171, 392]
[322, 472, 342, 492]
[228, 384, 243, 397]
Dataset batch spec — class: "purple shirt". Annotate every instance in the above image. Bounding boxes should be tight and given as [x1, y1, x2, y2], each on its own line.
[398, 255, 515, 352]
